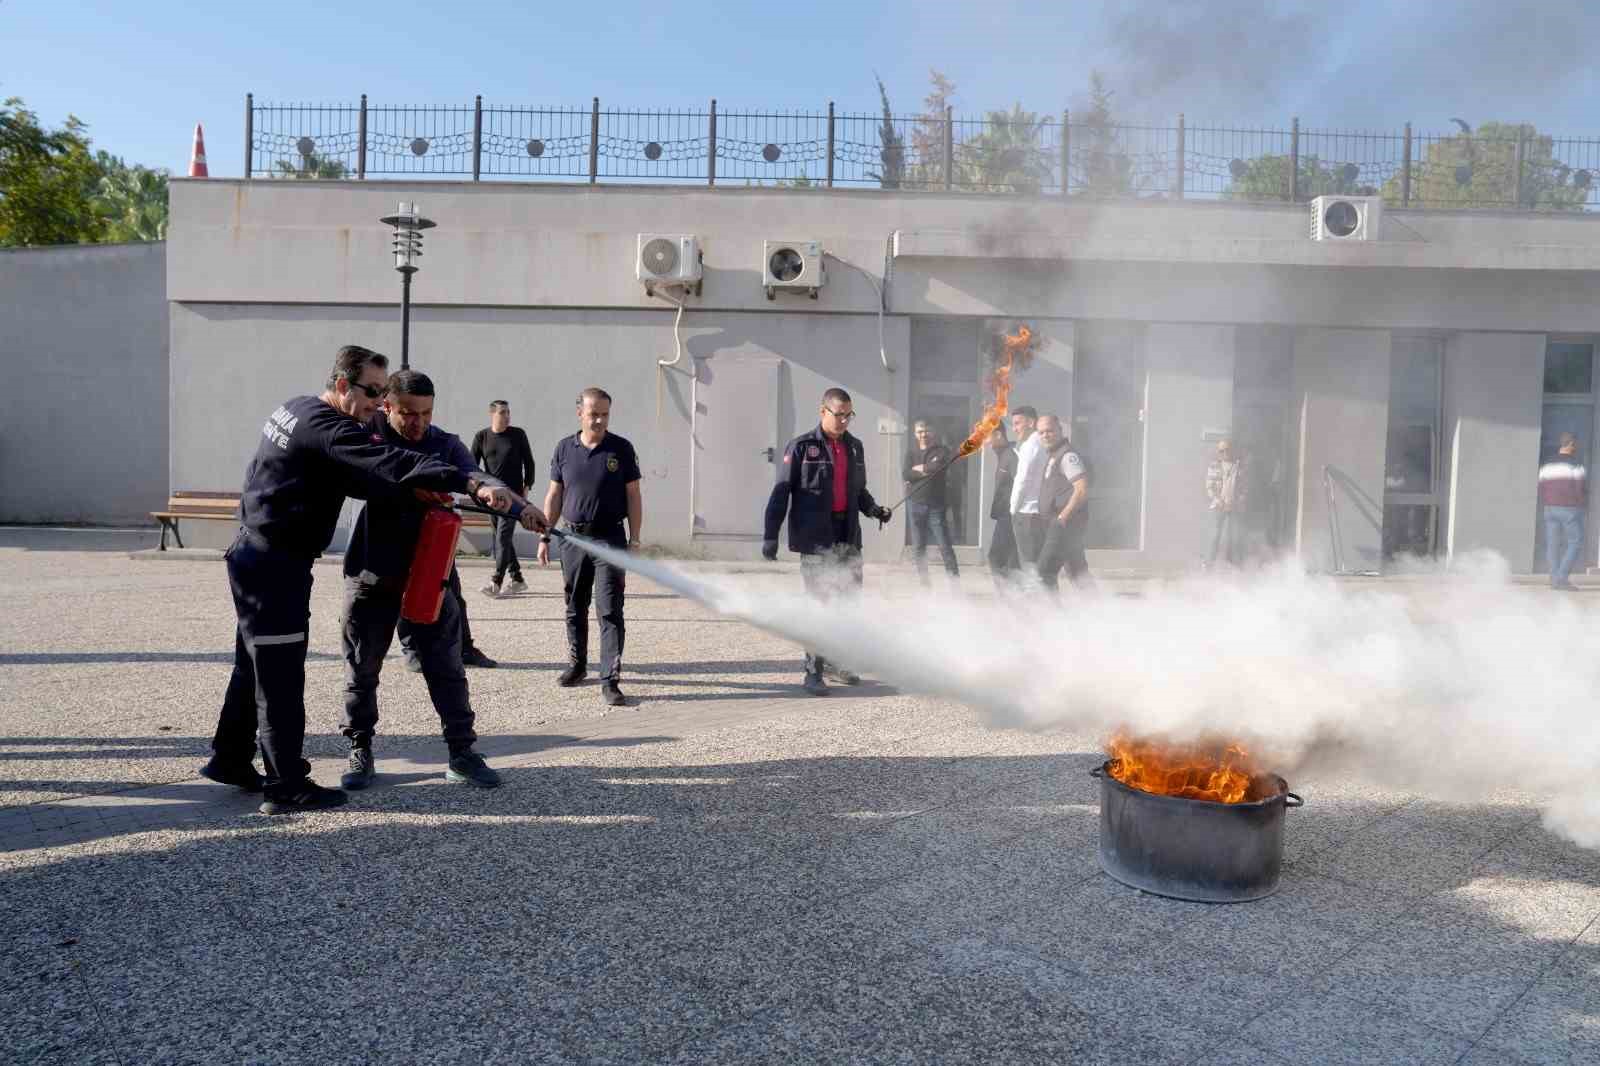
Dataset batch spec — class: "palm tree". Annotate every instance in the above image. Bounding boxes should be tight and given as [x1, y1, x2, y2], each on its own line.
[958, 103, 1053, 194]
[272, 152, 349, 179]
[94, 156, 169, 241]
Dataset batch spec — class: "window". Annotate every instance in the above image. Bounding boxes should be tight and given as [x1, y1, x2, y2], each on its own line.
[1535, 339, 1595, 573]
[1543, 343, 1594, 395]
[1382, 336, 1443, 560]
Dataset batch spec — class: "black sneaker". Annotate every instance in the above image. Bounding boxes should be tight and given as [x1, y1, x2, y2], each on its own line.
[802, 672, 829, 696]
[199, 755, 263, 793]
[404, 656, 423, 674]
[258, 781, 349, 816]
[825, 666, 861, 686]
[462, 647, 498, 669]
[557, 664, 586, 687]
[340, 746, 375, 791]
[601, 680, 626, 707]
[445, 750, 502, 789]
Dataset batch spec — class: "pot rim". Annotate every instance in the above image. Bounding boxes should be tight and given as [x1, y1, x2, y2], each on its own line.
[1094, 759, 1299, 811]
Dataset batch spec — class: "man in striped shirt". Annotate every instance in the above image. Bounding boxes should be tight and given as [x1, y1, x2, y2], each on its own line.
[1539, 432, 1587, 591]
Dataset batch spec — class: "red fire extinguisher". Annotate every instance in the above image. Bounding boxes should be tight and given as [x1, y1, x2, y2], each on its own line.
[401, 508, 465, 624]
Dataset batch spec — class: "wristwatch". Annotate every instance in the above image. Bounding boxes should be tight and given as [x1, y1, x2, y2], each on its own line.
[539, 534, 552, 544]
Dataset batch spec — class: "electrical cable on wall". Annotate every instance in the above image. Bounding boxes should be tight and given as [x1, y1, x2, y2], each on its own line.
[823, 251, 893, 374]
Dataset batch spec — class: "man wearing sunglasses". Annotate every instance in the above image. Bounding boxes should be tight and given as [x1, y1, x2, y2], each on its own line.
[200, 344, 526, 815]
[762, 387, 892, 695]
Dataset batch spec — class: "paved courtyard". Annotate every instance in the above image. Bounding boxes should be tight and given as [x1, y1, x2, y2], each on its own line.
[1, 527, 1597, 1065]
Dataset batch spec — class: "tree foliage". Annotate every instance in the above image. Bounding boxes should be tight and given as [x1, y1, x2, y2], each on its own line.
[1380, 121, 1589, 210]
[867, 75, 904, 189]
[1225, 154, 1368, 202]
[272, 152, 350, 179]
[907, 69, 957, 189]
[96, 153, 169, 241]
[1075, 73, 1138, 197]
[959, 103, 1054, 194]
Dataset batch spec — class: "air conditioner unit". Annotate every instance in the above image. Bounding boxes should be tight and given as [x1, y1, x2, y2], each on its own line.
[1309, 195, 1382, 241]
[637, 234, 702, 296]
[762, 240, 826, 300]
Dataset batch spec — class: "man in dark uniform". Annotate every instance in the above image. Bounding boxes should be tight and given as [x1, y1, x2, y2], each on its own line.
[903, 419, 960, 586]
[762, 387, 893, 696]
[199, 345, 518, 815]
[338, 370, 546, 792]
[1032, 414, 1093, 593]
[985, 425, 1021, 588]
[537, 387, 643, 707]
[472, 400, 537, 598]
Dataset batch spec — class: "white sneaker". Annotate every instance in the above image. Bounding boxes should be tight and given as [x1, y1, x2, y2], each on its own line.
[507, 577, 529, 596]
[480, 581, 502, 598]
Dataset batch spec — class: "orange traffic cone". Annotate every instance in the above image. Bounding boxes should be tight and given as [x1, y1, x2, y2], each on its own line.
[189, 123, 208, 178]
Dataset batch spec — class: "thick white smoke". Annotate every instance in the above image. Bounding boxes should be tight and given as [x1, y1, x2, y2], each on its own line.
[570, 535, 1600, 849]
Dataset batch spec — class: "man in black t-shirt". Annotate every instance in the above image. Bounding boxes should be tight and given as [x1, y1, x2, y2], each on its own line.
[538, 387, 643, 707]
[471, 400, 538, 597]
[903, 420, 960, 585]
[1032, 414, 1093, 594]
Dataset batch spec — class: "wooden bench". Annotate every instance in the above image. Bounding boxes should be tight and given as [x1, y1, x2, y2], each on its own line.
[151, 491, 240, 550]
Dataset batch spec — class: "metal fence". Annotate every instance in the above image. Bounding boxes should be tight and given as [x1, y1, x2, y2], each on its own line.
[247, 96, 1600, 211]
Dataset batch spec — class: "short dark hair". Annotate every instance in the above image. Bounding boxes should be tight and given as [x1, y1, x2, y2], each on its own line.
[387, 369, 435, 398]
[1011, 405, 1037, 421]
[822, 387, 852, 407]
[489, 399, 509, 411]
[326, 345, 388, 390]
[577, 387, 612, 407]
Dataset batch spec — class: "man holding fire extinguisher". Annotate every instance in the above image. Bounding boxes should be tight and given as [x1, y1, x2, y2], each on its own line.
[338, 369, 546, 792]
[201, 346, 522, 815]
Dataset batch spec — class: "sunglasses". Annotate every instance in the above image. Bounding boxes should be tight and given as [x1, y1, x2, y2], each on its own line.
[349, 381, 388, 400]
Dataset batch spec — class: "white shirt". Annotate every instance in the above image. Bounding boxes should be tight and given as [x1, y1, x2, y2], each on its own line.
[1010, 433, 1047, 515]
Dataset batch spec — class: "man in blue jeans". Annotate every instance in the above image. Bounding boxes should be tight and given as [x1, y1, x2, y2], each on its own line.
[903, 420, 960, 586]
[1539, 432, 1588, 591]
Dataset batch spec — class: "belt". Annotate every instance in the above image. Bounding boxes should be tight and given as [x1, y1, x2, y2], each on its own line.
[567, 521, 622, 536]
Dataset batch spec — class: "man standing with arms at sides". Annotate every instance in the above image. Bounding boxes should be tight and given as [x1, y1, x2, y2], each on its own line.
[903, 419, 960, 586]
[339, 370, 546, 792]
[1540, 431, 1587, 591]
[200, 345, 516, 815]
[537, 388, 643, 708]
[1008, 405, 1047, 577]
[763, 387, 893, 696]
[472, 400, 537, 598]
[986, 425, 1020, 588]
[1032, 414, 1093, 593]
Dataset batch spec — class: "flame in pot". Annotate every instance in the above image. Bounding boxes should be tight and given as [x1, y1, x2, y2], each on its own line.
[1106, 734, 1259, 804]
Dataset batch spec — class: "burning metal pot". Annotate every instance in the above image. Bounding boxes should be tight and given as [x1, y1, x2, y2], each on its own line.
[1091, 759, 1304, 904]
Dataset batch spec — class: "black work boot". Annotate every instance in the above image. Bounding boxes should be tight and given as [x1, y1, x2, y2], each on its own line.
[600, 680, 625, 707]
[259, 780, 348, 816]
[199, 755, 263, 793]
[802, 672, 829, 696]
[340, 741, 376, 791]
[445, 748, 502, 789]
[462, 646, 498, 669]
[557, 662, 586, 687]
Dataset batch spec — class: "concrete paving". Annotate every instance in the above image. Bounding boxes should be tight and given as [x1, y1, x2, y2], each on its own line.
[1, 529, 1597, 1065]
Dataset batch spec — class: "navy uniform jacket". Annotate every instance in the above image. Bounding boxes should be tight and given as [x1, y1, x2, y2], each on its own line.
[240, 395, 475, 560]
[763, 425, 882, 555]
[344, 416, 497, 579]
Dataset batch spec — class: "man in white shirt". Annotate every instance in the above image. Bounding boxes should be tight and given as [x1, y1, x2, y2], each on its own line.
[1008, 405, 1048, 571]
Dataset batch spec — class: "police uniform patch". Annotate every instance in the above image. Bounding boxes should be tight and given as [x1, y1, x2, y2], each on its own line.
[606, 455, 620, 473]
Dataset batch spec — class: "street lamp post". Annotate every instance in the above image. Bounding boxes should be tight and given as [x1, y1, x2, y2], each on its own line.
[378, 201, 436, 370]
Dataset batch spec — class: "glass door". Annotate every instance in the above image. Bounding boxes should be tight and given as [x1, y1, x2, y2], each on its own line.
[1534, 339, 1595, 572]
[1382, 336, 1444, 561]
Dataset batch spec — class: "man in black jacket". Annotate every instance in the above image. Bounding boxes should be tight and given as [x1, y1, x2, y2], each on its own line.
[903, 420, 960, 586]
[986, 425, 1020, 587]
[200, 345, 517, 815]
[762, 387, 892, 695]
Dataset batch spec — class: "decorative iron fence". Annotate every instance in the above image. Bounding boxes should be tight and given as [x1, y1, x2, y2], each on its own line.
[246, 95, 1600, 211]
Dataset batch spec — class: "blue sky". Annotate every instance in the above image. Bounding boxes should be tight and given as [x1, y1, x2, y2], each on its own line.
[5, 1, 1597, 176]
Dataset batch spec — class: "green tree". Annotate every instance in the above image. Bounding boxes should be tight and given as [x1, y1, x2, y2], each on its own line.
[866, 75, 904, 189]
[272, 152, 349, 179]
[907, 69, 957, 189]
[0, 98, 107, 246]
[94, 153, 169, 241]
[958, 103, 1054, 194]
[1381, 121, 1589, 210]
[1076, 73, 1138, 197]
[1225, 154, 1368, 202]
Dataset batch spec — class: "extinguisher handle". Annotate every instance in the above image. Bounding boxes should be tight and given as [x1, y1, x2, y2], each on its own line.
[452, 496, 526, 519]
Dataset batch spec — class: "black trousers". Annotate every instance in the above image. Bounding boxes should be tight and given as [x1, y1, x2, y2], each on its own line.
[560, 532, 627, 680]
[211, 532, 315, 790]
[491, 514, 522, 584]
[1035, 512, 1092, 592]
[342, 574, 477, 751]
[988, 515, 1020, 579]
[799, 516, 863, 675]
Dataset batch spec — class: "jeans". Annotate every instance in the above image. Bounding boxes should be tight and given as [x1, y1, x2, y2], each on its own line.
[1207, 509, 1242, 566]
[491, 514, 521, 584]
[1544, 505, 1585, 587]
[908, 501, 959, 582]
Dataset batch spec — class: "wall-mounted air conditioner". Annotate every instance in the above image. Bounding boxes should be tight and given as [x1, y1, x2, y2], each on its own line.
[1309, 195, 1381, 241]
[762, 240, 825, 300]
[637, 234, 702, 296]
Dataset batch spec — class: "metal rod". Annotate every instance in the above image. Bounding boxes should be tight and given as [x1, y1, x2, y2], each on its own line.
[357, 94, 367, 180]
[588, 97, 600, 184]
[244, 93, 253, 178]
[881, 449, 977, 514]
[1401, 122, 1412, 206]
[472, 95, 482, 181]
[1513, 129, 1526, 207]
[1289, 117, 1300, 202]
[400, 269, 413, 371]
[943, 105, 954, 190]
[826, 102, 835, 187]
[1175, 113, 1185, 199]
[707, 99, 717, 186]
[1061, 109, 1070, 198]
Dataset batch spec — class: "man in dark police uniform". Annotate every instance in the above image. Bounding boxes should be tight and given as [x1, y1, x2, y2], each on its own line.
[200, 345, 519, 815]
[538, 387, 643, 708]
[762, 387, 892, 695]
[338, 369, 546, 792]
